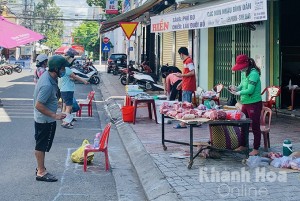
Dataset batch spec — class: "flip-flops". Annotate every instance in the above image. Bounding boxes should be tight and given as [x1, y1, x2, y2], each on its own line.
[36, 173, 58, 182]
[35, 168, 46, 176]
[61, 123, 73, 129]
[173, 124, 187, 129]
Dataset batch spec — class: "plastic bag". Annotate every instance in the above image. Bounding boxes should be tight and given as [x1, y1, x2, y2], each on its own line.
[71, 139, 94, 164]
[246, 156, 270, 168]
[270, 156, 292, 168]
[227, 94, 237, 106]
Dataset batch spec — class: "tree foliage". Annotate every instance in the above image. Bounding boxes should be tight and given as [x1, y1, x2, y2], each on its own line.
[33, 0, 64, 49]
[72, 22, 100, 59]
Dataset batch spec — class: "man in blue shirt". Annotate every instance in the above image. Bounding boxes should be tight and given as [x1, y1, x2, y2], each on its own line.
[33, 55, 68, 182]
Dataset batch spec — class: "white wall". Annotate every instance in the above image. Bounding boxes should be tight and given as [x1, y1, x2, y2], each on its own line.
[199, 28, 209, 91]
[250, 23, 267, 98]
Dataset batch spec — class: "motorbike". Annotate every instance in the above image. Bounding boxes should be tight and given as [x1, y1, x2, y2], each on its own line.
[132, 72, 164, 91]
[112, 58, 127, 75]
[71, 65, 100, 85]
[0, 64, 13, 75]
[119, 65, 139, 85]
[12, 64, 22, 73]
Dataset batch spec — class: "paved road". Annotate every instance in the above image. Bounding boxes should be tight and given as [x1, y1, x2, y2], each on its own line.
[0, 69, 145, 201]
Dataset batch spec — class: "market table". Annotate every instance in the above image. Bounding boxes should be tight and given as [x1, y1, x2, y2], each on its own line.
[161, 114, 252, 168]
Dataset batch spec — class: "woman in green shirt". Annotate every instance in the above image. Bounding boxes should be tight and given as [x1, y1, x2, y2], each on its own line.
[229, 54, 262, 156]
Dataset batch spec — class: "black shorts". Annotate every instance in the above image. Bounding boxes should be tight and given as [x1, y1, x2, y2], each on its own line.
[61, 91, 74, 106]
[35, 121, 57, 152]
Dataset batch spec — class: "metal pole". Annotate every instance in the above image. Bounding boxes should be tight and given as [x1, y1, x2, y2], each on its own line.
[99, 34, 102, 67]
[126, 39, 130, 85]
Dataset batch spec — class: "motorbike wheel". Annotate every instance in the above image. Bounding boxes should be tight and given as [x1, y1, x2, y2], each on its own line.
[145, 82, 153, 90]
[112, 69, 118, 75]
[91, 76, 100, 85]
[6, 68, 13, 75]
[120, 76, 127, 85]
[15, 67, 22, 73]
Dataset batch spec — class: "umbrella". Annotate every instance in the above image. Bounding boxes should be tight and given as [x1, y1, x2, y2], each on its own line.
[54, 46, 70, 54]
[0, 16, 44, 49]
[71, 45, 84, 55]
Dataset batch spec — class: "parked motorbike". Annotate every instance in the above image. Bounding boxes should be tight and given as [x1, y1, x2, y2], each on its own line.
[119, 65, 139, 85]
[71, 65, 100, 85]
[0, 64, 13, 75]
[132, 72, 164, 91]
[112, 58, 126, 75]
[12, 64, 22, 73]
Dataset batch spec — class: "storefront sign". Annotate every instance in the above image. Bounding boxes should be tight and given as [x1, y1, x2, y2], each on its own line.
[106, 0, 118, 14]
[151, 0, 267, 33]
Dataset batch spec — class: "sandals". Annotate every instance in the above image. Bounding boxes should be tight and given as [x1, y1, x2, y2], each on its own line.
[35, 168, 46, 175]
[173, 124, 187, 129]
[61, 123, 73, 129]
[36, 173, 58, 182]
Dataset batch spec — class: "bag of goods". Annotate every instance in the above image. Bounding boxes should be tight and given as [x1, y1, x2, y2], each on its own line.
[289, 158, 300, 170]
[181, 114, 195, 120]
[225, 110, 246, 120]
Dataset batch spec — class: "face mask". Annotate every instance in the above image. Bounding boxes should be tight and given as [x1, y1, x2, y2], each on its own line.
[59, 70, 66, 77]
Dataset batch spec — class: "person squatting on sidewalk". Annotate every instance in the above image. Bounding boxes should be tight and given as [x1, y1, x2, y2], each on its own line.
[165, 72, 182, 101]
[33, 55, 68, 182]
[59, 48, 89, 129]
[33, 54, 48, 84]
[174, 47, 196, 129]
[229, 54, 262, 156]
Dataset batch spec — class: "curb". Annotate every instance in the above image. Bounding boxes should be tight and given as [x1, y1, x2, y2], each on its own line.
[97, 74, 182, 201]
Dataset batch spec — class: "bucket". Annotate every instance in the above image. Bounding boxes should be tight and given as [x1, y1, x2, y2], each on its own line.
[283, 139, 293, 156]
[121, 106, 134, 122]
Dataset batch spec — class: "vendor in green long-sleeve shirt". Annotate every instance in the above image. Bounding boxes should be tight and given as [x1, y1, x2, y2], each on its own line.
[229, 54, 262, 156]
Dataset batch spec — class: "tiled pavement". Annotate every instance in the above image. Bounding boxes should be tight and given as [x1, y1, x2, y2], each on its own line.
[97, 66, 300, 201]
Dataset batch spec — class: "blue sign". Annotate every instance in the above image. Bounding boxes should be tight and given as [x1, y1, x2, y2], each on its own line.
[102, 43, 110, 52]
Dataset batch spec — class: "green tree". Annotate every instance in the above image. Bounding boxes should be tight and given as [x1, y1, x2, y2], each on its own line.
[72, 22, 100, 60]
[33, 0, 64, 49]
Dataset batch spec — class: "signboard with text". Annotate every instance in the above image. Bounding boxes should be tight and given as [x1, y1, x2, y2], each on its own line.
[150, 0, 267, 33]
[106, 0, 118, 14]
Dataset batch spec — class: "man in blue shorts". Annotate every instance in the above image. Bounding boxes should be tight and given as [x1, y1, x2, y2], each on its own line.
[33, 55, 68, 182]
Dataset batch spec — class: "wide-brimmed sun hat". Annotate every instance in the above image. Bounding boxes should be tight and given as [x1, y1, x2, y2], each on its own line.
[232, 54, 249, 71]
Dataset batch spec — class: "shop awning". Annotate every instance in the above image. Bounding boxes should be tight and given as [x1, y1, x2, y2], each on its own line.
[150, 0, 267, 33]
[100, 0, 163, 34]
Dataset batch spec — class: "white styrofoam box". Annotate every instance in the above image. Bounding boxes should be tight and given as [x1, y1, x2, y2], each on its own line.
[153, 100, 178, 124]
[126, 85, 140, 91]
[127, 91, 143, 96]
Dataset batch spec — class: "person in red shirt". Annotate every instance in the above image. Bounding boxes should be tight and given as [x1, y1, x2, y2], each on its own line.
[174, 47, 197, 128]
[175, 47, 196, 102]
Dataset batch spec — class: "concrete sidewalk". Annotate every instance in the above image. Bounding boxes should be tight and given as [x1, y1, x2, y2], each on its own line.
[96, 65, 300, 201]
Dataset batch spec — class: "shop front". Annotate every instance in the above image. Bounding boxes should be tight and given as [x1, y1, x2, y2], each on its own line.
[151, 0, 268, 98]
[276, 0, 300, 109]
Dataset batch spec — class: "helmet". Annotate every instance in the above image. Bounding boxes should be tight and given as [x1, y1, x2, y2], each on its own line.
[64, 48, 78, 58]
[36, 54, 48, 67]
[47, 55, 69, 72]
[36, 54, 48, 63]
[63, 55, 76, 67]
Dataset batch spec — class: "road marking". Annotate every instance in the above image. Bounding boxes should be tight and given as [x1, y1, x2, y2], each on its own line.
[0, 108, 11, 122]
[1, 98, 34, 101]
